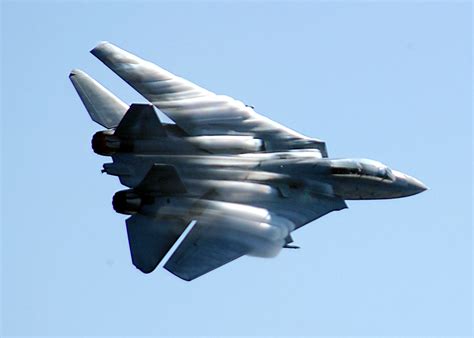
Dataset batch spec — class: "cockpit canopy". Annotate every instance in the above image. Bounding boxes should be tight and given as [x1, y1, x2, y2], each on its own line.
[329, 159, 395, 181]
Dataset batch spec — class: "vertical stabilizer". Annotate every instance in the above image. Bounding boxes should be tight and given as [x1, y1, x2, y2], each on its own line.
[69, 69, 128, 128]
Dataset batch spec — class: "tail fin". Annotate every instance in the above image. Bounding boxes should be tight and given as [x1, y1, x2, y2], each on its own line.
[114, 104, 166, 139]
[126, 214, 190, 273]
[69, 69, 128, 128]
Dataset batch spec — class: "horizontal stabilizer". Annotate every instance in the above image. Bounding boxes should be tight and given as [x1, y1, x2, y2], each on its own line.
[115, 104, 166, 139]
[69, 69, 128, 128]
[135, 164, 186, 194]
[126, 214, 190, 273]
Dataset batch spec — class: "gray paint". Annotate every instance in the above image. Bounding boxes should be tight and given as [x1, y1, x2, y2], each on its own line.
[70, 42, 427, 281]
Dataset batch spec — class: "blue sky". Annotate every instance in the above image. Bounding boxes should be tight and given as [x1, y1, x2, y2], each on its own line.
[1, 1, 472, 336]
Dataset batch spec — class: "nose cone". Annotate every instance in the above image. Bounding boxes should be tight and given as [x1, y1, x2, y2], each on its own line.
[405, 175, 428, 194]
[393, 170, 428, 197]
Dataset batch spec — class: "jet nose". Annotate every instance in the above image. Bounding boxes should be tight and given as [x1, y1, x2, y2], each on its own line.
[405, 175, 428, 194]
[392, 170, 428, 197]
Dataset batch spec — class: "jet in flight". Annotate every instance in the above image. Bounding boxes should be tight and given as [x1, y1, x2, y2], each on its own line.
[70, 42, 427, 281]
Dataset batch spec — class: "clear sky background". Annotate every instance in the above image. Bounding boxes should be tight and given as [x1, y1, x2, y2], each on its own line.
[1, 1, 472, 336]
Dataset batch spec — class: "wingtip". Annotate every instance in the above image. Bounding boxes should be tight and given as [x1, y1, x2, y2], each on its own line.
[90, 41, 116, 59]
[90, 41, 144, 68]
[69, 68, 83, 78]
[134, 263, 158, 274]
[163, 264, 194, 281]
[91, 40, 110, 52]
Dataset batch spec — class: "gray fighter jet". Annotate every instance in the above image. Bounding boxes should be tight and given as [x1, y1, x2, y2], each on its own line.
[70, 42, 427, 281]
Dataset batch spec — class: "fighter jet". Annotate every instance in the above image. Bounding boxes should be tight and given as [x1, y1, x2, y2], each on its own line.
[70, 42, 427, 281]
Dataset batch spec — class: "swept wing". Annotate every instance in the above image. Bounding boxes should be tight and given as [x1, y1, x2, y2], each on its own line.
[90, 42, 327, 155]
